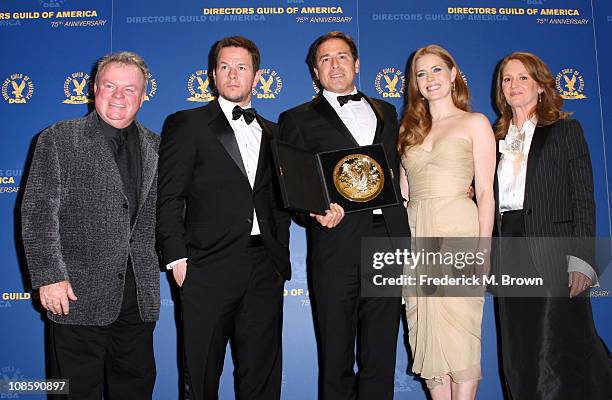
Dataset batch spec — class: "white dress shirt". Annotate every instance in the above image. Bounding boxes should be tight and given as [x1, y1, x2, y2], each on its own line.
[497, 119, 597, 284]
[323, 88, 382, 214]
[497, 118, 536, 213]
[323, 88, 376, 146]
[166, 97, 262, 270]
[218, 96, 262, 237]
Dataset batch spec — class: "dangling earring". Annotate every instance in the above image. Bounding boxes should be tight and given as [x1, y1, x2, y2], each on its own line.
[451, 81, 456, 91]
[538, 92, 542, 103]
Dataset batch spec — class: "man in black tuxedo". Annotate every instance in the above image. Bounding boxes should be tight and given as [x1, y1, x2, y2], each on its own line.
[157, 36, 290, 400]
[279, 32, 410, 399]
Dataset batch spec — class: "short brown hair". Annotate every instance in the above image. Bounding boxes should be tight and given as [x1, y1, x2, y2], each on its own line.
[95, 51, 149, 89]
[307, 31, 359, 71]
[494, 52, 569, 139]
[211, 36, 261, 71]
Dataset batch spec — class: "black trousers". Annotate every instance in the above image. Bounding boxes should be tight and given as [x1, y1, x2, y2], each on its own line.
[50, 265, 156, 400]
[497, 210, 612, 400]
[181, 243, 284, 400]
[312, 216, 402, 400]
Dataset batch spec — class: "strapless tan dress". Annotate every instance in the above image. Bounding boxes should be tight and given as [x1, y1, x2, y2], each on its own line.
[401, 137, 484, 389]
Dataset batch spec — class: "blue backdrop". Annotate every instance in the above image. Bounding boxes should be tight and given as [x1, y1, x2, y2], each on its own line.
[1, 1, 610, 398]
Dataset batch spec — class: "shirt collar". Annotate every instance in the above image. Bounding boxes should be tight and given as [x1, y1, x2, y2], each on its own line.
[218, 96, 252, 123]
[96, 112, 136, 140]
[323, 87, 358, 108]
[508, 117, 537, 136]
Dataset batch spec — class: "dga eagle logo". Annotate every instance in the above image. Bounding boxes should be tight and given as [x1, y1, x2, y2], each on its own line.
[312, 80, 320, 94]
[375, 67, 405, 98]
[39, 0, 66, 8]
[187, 69, 215, 103]
[1, 365, 24, 379]
[144, 72, 157, 102]
[289, 256, 307, 284]
[0, 366, 25, 395]
[393, 358, 420, 393]
[459, 70, 469, 87]
[311, 80, 320, 99]
[253, 69, 282, 99]
[62, 72, 92, 104]
[2, 74, 34, 104]
[556, 68, 586, 100]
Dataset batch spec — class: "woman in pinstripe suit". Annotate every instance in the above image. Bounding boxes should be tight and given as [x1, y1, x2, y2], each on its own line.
[493, 51, 612, 400]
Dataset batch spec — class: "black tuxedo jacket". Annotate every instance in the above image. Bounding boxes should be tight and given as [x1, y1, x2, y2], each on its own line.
[278, 93, 410, 265]
[157, 100, 290, 279]
[494, 118, 596, 287]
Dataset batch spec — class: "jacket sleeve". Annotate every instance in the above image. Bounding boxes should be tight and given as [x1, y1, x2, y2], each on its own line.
[563, 119, 596, 271]
[21, 127, 69, 288]
[156, 113, 197, 265]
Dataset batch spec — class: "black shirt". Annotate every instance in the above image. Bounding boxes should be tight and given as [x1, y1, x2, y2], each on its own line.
[97, 113, 142, 227]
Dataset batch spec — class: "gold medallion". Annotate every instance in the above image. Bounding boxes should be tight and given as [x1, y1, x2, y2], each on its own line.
[333, 154, 384, 202]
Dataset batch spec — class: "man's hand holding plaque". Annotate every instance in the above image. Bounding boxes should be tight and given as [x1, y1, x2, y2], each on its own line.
[310, 202, 345, 228]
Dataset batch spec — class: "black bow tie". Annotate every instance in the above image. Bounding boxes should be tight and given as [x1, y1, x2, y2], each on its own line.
[337, 92, 364, 106]
[232, 106, 257, 125]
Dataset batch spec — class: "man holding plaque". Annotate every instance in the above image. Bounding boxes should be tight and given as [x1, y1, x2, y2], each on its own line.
[279, 31, 410, 399]
[157, 37, 290, 399]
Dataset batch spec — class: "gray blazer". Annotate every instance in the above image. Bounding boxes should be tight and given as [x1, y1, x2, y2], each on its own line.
[22, 111, 160, 325]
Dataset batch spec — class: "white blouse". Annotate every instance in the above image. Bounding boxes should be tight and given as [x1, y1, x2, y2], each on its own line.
[497, 118, 536, 213]
[497, 118, 597, 284]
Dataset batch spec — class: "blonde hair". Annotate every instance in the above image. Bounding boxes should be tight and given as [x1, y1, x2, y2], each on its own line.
[95, 51, 149, 89]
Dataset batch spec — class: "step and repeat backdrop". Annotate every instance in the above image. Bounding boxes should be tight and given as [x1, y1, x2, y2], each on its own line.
[1, 1, 611, 398]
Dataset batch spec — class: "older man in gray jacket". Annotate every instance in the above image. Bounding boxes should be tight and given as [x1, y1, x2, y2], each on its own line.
[21, 51, 159, 400]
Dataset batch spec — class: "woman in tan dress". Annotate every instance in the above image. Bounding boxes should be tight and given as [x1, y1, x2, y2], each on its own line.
[398, 45, 496, 400]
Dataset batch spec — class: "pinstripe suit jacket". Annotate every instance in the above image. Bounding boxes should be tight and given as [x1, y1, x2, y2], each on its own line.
[22, 112, 160, 325]
[494, 118, 596, 289]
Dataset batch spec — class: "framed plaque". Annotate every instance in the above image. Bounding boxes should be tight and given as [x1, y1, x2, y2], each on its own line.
[271, 140, 401, 214]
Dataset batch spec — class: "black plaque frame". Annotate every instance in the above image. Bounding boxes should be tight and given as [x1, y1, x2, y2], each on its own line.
[271, 140, 401, 214]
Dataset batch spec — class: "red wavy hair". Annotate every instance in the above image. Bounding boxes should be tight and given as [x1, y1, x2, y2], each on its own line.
[493, 52, 569, 139]
[398, 45, 470, 154]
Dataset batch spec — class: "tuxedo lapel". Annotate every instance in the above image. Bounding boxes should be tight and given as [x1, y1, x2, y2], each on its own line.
[363, 93, 385, 143]
[209, 101, 248, 178]
[524, 124, 552, 206]
[253, 115, 272, 191]
[313, 95, 359, 147]
[257, 114, 275, 139]
[84, 112, 125, 197]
